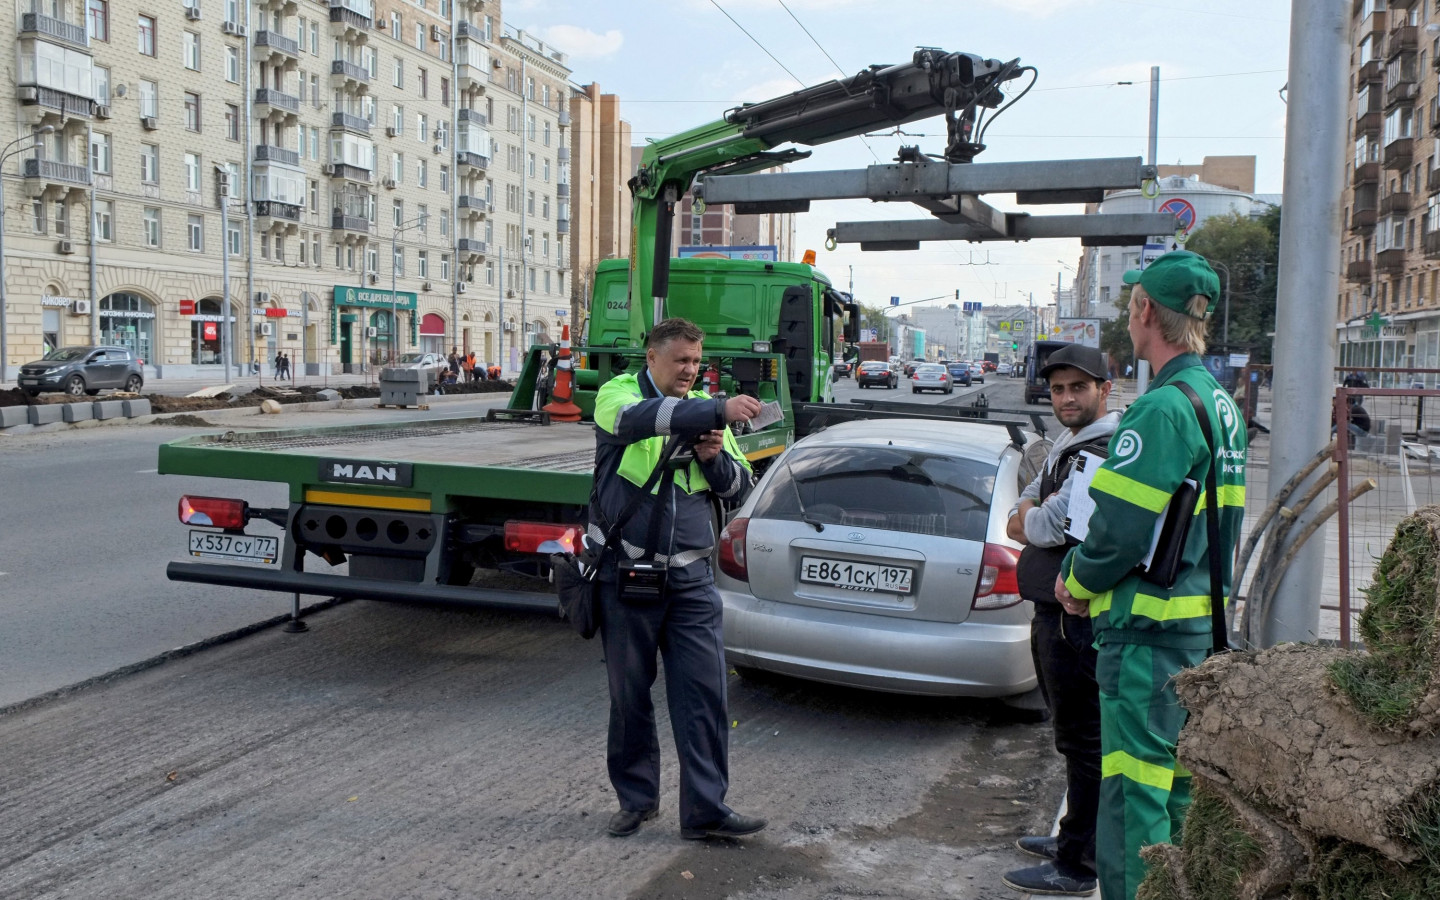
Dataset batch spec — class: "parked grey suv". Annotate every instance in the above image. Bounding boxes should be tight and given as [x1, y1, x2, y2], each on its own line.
[18, 346, 145, 397]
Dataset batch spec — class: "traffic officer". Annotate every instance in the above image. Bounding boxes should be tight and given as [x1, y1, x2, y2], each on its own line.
[590, 317, 768, 841]
[1002, 343, 1120, 897]
[1055, 251, 1247, 900]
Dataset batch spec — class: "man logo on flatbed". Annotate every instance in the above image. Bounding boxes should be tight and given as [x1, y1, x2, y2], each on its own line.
[318, 458, 414, 487]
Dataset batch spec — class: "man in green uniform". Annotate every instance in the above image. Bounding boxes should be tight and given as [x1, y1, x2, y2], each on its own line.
[1054, 250, 1247, 900]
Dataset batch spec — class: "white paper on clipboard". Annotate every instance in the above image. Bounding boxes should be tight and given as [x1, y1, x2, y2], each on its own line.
[1062, 449, 1180, 570]
[749, 400, 784, 431]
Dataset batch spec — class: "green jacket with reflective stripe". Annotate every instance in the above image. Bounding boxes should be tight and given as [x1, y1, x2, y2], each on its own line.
[1061, 354, 1247, 646]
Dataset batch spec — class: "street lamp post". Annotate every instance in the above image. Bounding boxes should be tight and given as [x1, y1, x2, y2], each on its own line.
[389, 213, 429, 365]
[0, 125, 55, 382]
[1209, 259, 1233, 346]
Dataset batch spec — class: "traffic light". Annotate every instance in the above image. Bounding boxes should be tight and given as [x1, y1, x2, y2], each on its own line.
[1011, 342, 1018, 351]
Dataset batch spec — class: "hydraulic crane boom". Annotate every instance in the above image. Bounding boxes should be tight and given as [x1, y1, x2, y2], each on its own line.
[626, 49, 1025, 337]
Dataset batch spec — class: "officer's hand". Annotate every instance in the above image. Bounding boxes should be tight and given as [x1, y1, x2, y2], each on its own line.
[1054, 575, 1089, 617]
[724, 395, 764, 424]
[694, 430, 725, 463]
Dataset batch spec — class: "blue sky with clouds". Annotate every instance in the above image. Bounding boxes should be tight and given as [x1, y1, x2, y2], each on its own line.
[513, 0, 1292, 311]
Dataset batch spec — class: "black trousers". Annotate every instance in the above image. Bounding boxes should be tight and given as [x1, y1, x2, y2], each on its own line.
[599, 574, 731, 829]
[1030, 601, 1101, 878]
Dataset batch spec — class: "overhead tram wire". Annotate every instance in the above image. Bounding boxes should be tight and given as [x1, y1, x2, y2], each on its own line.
[707, 0, 805, 87]
[772, 0, 880, 164]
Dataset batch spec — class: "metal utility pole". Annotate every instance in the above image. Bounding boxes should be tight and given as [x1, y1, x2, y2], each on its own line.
[1136, 65, 1160, 396]
[216, 166, 232, 380]
[1262, 1, 1348, 646]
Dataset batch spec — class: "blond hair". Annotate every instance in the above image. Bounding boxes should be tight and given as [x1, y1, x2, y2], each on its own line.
[1136, 289, 1209, 355]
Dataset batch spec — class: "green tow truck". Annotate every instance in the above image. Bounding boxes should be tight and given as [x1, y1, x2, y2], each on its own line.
[161, 48, 1177, 615]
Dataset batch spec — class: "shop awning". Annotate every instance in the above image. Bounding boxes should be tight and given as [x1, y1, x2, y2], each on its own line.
[420, 313, 446, 335]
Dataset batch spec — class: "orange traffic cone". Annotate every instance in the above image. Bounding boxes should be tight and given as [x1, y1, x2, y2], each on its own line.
[541, 324, 583, 422]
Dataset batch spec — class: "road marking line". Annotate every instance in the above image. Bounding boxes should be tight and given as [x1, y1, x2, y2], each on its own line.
[136, 468, 158, 474]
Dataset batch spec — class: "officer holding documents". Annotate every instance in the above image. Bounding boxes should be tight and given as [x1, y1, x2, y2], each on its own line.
[590, 317, 767, 841]
[1002, 344, 1119, 897]
[1054, 251, 1248, 900]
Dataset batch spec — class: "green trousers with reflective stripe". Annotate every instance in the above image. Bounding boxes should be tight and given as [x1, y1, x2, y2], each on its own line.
[1095, 640, 1205, 900]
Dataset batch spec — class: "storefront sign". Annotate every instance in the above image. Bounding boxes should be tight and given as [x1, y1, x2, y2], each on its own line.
[180, 299, 196, 315]
[264, 308, 289, 318]
[331, 285, 418, 311]
[203, 322, 218, 340]
[41, 296, 77, 308]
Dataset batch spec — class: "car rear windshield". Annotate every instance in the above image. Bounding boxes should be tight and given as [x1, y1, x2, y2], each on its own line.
[752, 445, 996, 541]
[859, 362, 888, 371]
[917, 364, 945, 374]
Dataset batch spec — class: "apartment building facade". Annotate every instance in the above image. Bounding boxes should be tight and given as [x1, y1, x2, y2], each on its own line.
[567, 82, 631, 326]
[3, 0, 571, 378]
[1340, 0, 1440, 382]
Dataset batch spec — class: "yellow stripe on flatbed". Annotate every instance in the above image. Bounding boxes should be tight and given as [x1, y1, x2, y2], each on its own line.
[745, 444, 787, 462]
[304, 489, 432, 512]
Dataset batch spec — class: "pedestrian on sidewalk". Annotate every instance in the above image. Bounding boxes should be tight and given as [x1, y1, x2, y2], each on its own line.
[1055, 251, 1247, 900]
[1002, 343, 1119, 898]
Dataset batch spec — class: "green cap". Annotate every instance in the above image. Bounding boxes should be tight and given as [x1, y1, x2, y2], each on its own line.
[1121, 251, 1220, 319]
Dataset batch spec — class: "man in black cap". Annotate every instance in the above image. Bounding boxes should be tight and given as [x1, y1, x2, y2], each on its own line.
[1002, 343, 1119, 897]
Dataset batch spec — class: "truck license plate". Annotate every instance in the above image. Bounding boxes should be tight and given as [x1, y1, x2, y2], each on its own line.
[189, 530, 279, 564]
[799, 556, 912, 594]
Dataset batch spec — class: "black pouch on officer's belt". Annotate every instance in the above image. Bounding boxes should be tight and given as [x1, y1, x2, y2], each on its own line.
[617, 559, 668, 604]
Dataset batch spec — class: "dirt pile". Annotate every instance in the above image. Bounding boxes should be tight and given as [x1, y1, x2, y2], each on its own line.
[1138, 506, 1440, 900]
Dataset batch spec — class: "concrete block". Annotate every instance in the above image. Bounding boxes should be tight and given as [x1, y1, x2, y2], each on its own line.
[28, 404, 63, 426]
[0, 406, 29, 428]
[122, 398, 152, 417]
[317, 389, 341, 401]
[93, 400, 125, 420]
[61, 403, 94, 423]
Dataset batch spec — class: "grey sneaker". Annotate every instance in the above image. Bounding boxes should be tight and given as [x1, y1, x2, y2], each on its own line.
[1001, 862, 1096, 896]
[1015, 835, 1058, 860]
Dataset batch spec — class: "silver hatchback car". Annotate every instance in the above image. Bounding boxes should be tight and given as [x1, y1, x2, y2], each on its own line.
[716, 419, 1039, 697]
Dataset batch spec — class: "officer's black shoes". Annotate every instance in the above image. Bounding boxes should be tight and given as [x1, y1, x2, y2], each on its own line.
[1001, 862, 1097, 896]
[606, 807, 658, 837]
[1015, 834, 1059, 860]
[680, 812, 767, 840]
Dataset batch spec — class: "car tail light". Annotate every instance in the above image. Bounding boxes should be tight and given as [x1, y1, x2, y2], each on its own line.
[717, 517, 749, 582]
[504, 521, 578, 554]
[179, 495, 248, 530]
[973, 543, 1022, 610]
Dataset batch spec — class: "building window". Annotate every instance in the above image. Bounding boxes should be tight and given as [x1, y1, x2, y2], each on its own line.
[311, 233, 320, 266]
[527, 152, 535, 177]
[417, 113, 427, 143]
[87, 0, 108, 41]
[419, 68, 428, 99]
[185, 152, 201, 192]
[393, 199, 403, 227]
[439, 165, 449, 192]
[138, 14, 155, 55]
[414, 21, 424, 50]
[309, 179, 319, 211]
[527, 190, 535, 214]
[542, 195, 549, 220]
[259, 233, 269, 259]
[31, 199, 46, 233]
[417, 203, 428, 232]
[543, 120, 550, 147]
[227, 218, 242, 255]
[392, 55, 403, 88]
[440, 254, 450, 281]
[436, 121, 448, 149]
[139, 79, 158, 117]
[366, 244, 378, 273]
[441, 77, 449, 106]
[485, 260, 494, 284]
[90, 132, 111, 174]
[94, 65, 111, 104]
[392, 104, 403, 134]
[140, 143, 158, 183]
[418, 250, 429, 278]
[184, 92, 201, 132]
[143, 207, 160, 247]
[390, 11, 400, 35]
[54, 201, 68, 236]
[225, 104, 240, 141]
[187, 214, 203, 251]
[393, 246, 404, 277]
[226, 45, 239, 82]
[392, 152, 403, 182]
[101, 293, 155, 363]
[184, 30, 200, 69]
[543, 158, 550, 182]
[93, 199, 113, 241]
[440, 210, 449, 237]
[417, 159, 427, 187]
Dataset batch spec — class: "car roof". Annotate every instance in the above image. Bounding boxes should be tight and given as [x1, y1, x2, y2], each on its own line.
[792, 418, 1026, 462]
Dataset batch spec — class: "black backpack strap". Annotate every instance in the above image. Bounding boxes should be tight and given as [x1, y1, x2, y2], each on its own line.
[591, 435, 685, 553]
[1174, 381, 1227, 655]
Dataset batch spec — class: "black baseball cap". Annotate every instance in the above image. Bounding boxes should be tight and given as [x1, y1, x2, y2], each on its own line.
[1039, 344, 1109, 381]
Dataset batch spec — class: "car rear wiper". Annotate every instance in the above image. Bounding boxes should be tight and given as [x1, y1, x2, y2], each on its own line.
[790, 471, 825, 532]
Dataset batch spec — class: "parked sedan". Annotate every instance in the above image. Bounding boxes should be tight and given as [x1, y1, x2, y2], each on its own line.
[996, 362, 1014, 377]
[947, 363, 972, 387]
[393, 351, 449, 383]
[968, 362, 986, 383]
[911, 363, 953, 394]
[856, 360, 898, 389]
[715, 419, 1037, 697]
[18, 346, 144, 397]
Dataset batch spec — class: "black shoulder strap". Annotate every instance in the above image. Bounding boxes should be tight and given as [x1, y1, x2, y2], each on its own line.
[1174, 381, 1227, 655]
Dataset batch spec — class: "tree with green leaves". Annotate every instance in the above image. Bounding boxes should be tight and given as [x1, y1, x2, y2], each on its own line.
[1181, 206, 1281, 363]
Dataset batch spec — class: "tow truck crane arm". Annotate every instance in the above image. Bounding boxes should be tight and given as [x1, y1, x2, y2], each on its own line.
[627, 49, 1025, 335]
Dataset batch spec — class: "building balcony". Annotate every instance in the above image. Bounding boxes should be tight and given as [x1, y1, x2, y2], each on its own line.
[254, 144, 300, 166]
[331, 59, 370, 88]
[457, 195, 488, 217]
[331, 111, 371, 134]
[1357, 110, 1382, 136]
[455, 20, 484, 41]
[458, 108, 487, 127]
[254, 29, 300, 60]
[254, 88, 301, 117]
[1389, 24, 1418, 56]
[331, 211, 371, 235]
[456, 150, 489, 170]
[255, 199, 302, 231]
[1429, 169, 1440, 194]
[16, 84, 91, 122]
[1359, 59, 1385, 84]
[325, 161, 372, 183]
[556, 218, 569, 235]
[1376, 247, 1406, 274]
[556, 146, 570, 162]
[19, 11, 88, 49]
[556, 182, 569, 199]
[1346, 258, 1373, 283]
[328, 0, 371, 33]
[458, 63, 489, 93]
[1384, 137, 1413, 170]
[456, 0, 485, 15]
[457, 238, 487, 259]
[1385, 79, 1418, 108]
[1354, 161, 1380, 185]
[1360, 9, 1387, 43]
[1380, 191, 1411, 216]
[558, 109, 570, 127]
[22, 157, 91, 193]
[1350, 207, 1377, 232]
